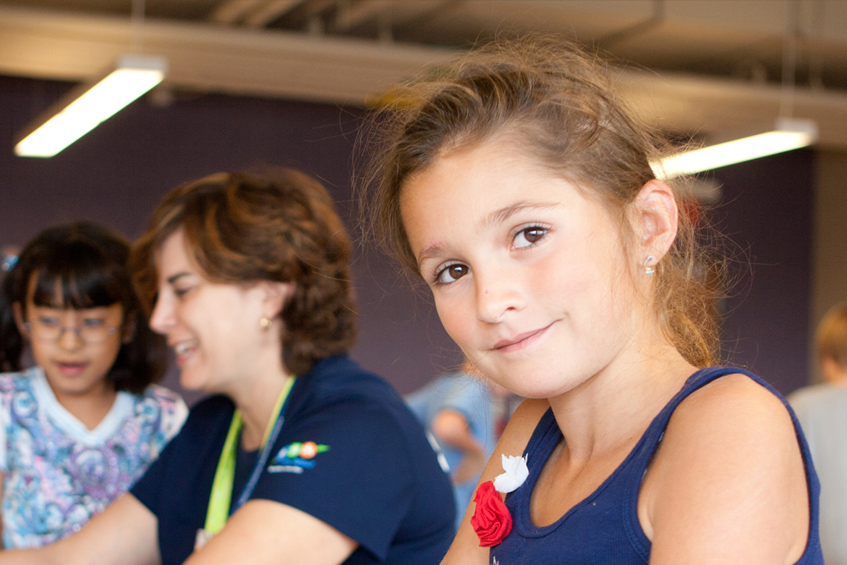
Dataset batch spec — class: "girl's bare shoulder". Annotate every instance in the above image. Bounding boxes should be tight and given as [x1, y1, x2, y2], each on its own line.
[643, 373, 809, 564]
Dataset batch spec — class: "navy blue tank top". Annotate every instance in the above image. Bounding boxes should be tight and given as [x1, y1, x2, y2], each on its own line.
[491, 367, 823, 564]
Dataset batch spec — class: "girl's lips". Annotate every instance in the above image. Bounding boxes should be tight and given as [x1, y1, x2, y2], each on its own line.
[55, 362, 88, 377]
[493, 322, 554, 352]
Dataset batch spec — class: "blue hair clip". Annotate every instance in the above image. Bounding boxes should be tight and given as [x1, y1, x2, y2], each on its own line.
[1, 254, 18, 272]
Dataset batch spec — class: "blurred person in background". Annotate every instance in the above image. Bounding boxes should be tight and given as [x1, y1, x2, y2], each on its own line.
[790, 301, 847, 565]
[406, 359, 518, 531]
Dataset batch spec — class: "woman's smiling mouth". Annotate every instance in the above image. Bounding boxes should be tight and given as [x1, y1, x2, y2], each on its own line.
[172, 339, 199, 362]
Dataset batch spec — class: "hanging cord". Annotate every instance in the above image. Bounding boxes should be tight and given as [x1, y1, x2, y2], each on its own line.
[778, 0, 800, 119]
[130, 0, 146, 54]
[596, 0, 665, 50]
[808, 0, 824, 89]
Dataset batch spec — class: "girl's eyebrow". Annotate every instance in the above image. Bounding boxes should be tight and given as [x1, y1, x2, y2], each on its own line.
[484, 201, 558, 227]
[417, 243, 445, 268]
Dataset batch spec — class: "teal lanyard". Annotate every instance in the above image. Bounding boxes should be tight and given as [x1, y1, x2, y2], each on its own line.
[203, 376, 295, 535]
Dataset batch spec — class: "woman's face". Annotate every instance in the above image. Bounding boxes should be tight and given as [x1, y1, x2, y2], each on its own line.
[400, 138, 649, 400]
[16, 277, 124, 402]
[149, 229, 272, 395]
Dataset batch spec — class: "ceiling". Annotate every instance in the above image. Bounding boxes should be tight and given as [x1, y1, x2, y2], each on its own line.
[3, 0, 847, 149]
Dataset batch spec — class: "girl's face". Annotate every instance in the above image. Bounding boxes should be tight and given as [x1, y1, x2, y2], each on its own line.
[149, 229, 275, 395]
[16, 277, 124, 402]
[400, 138, 649, 400]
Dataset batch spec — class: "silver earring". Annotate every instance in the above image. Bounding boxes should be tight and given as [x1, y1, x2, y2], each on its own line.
[259, 316, 271, 330]
[645, 256, 655, 276]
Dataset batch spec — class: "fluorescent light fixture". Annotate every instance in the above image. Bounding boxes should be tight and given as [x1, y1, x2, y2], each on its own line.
[653, 118, 818, 180]
[15, 54, 167, 158]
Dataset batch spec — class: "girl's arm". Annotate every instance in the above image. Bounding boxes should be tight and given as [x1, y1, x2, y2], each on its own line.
[184, 500, 357, 565]
[642, 374, 810, 564]
[0, 494, 159, 565]
[441, 398, 549, 565]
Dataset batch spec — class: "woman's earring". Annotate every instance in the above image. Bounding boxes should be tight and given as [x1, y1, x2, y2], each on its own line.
[259, 316, 271, 330]
[645, 256, 655, 276]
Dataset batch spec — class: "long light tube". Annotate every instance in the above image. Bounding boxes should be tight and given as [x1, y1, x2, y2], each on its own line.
[15, 54, 167, 158]
[653, 118, 818, 180]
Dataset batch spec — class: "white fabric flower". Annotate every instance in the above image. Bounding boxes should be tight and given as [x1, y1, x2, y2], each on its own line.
[492, 454, 528, 494]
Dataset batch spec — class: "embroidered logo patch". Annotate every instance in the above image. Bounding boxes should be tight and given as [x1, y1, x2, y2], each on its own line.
[267, 441, 330, 474]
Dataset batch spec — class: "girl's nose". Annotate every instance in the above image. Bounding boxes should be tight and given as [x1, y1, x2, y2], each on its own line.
[56, 325, 85, 350]
[475, 269, 524, 323]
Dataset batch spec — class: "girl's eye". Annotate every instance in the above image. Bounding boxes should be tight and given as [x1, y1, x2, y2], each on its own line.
[435, 263, 470, 285]
[82, 318, 105, 328]
[37, 316, 60, 328]
[513, 226, 548, 249]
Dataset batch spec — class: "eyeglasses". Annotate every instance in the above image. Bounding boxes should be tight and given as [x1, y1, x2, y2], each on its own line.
[24, 315, 119, 344]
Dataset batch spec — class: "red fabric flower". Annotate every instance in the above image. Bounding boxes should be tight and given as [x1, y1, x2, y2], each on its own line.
[471, 480, 512, 547]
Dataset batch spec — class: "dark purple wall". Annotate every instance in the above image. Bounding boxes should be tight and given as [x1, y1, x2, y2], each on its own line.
[0, 75, 813, 401]
[712, 148, 814, 395]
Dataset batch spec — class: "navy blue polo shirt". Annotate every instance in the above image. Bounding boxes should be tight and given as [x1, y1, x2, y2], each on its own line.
[131, 355, 455, 564]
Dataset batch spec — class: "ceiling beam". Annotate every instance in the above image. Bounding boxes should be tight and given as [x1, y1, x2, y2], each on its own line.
[2, 5, 847, 149]
[0, 5, 455, 105]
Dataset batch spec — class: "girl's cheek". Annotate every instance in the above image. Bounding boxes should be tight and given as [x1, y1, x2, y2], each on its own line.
[438, 307, 469, 346]
[27, 341, 49, 364]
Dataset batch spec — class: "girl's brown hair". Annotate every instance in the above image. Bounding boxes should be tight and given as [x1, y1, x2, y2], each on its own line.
[131, 169, 357, 376]
[364, 36, 722, 368]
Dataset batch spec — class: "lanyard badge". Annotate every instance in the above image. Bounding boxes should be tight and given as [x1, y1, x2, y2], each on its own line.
[195, 376, 296, 551]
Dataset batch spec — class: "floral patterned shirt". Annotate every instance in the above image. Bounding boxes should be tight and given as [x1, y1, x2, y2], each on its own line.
[0, 367, 187, 548]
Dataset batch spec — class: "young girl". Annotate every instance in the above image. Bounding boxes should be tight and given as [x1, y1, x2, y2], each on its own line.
[367, 37, 822, 563]
[0, 221, 187, 548]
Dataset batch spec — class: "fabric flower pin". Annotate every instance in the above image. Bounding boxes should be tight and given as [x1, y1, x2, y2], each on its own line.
[493, 454, 529, 493]
[471, 454, 529, 547]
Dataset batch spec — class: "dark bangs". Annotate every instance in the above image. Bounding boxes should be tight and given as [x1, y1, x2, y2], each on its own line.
[29, 239, 130, 310]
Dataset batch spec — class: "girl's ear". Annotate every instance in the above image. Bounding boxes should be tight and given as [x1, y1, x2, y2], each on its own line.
[633, 180, 679, 262]
[12, 302, 29, 339]
[121, 312, 137, 344]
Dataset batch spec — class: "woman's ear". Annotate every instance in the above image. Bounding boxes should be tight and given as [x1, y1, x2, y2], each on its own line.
[633, 179, 679, 262]
[261, 281, 295, 321]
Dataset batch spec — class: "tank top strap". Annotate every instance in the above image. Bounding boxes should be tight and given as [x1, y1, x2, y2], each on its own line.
[623, 366, 823, 563]
[505, 407, 560, 536]
[512, 408, 559, 507]
[634, 366, 759, 451]
[522, 407, 559, 461]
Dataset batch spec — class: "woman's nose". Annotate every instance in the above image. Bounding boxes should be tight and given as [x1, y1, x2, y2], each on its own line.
[148, 293, 173, 335]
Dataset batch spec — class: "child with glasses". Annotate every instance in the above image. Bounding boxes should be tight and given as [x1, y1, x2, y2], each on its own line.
[0, 221, 187, 548]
